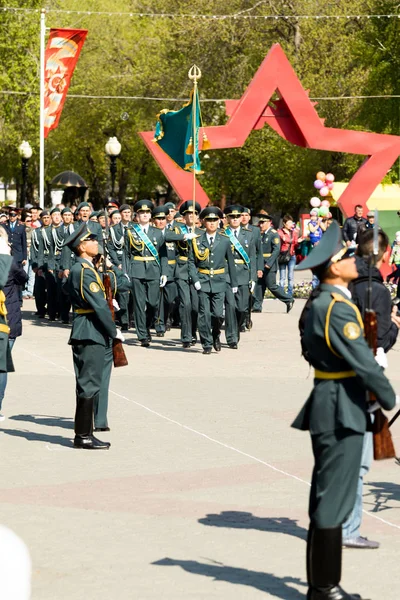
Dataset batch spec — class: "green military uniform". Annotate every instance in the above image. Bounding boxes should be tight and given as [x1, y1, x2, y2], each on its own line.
[29, 226, 47, 317]
[223, 206, 257, 347]
[93, 264, 130, 430]
[189, 207, 238, 353]
[254, 217, 293, 311]
[294, 221, 396, 600]
[37, 215, 60, 320]
[125, 200, 167, 345]
[0, 255, 14, 373]
[244, 222, 264, 314]
[107, 217, 132, 330]
[65, 223, 119, 450]
[162, 201, 201, 346]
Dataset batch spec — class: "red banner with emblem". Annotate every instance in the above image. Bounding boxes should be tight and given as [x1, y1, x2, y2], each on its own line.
[44, 28, 88, 138]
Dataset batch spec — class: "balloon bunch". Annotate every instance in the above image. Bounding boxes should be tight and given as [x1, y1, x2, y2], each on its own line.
[310, 171, 335, 217]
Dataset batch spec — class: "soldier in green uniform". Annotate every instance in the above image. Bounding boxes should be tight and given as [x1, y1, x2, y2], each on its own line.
[107, 204, 132, 331]
[37, 210, 59, 321]
[189, 207, 238, 354]
[64, 222, 125, 449]
[293, 221, 396, 599]
[172, 200, 202, 348]
[242, 207, 264, 324]
[152, 205, 178, 337]
[254, 213, 294, 313]
[223, 205, 256, 348]
[30, 220, 47, 318]
[0, 232, 14, 376]
[125, 199, 168, 347]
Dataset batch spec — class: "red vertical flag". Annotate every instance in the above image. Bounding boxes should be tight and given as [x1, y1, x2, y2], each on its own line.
[43, 28, 88, 138]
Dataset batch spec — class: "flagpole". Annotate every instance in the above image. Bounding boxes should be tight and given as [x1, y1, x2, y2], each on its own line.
[39, 8, 46, 208]
[188, 65, 201, 218]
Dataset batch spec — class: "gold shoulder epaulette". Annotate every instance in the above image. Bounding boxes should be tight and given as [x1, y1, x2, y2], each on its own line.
[82, 263, 90, 269]
[271, 228, 277, 233]
[218, 230, 228, 237]
[331, 292, 345, 302]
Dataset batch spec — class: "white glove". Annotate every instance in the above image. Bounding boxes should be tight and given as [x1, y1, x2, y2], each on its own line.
[375, 347, 388, 370]
[184, 232, 197, 241]
[232, 287, 238, 294]
[160, 275, 168, 288]
[115, 329, 125, 342]
[0, 238, 10, 255]
[112, 298, 120, 311]
[194, 281, 201, 291]
[249, 281, 255, 294]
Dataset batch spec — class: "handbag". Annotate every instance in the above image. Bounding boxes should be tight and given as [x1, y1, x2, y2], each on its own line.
[278, 230, 292, 264]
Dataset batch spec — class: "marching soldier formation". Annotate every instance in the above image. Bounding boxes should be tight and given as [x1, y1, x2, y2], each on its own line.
[23, 199, 294, 356]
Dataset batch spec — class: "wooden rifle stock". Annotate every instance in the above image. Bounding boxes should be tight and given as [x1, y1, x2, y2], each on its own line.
[103, 273, 128, 368]
[364, 308, 395, 460]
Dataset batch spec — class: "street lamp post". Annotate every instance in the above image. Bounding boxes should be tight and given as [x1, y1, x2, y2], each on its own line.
[18, 140, 33, 208]
[105, 136, 121, 200]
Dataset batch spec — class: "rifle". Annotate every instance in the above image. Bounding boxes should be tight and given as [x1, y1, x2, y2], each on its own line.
[102, 200, 128, 369]
[364, 210, 395, 460]
[247, 285, 253, 330]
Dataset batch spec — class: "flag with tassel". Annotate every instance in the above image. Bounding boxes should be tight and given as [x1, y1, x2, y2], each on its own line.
[153, 75, 210, 174]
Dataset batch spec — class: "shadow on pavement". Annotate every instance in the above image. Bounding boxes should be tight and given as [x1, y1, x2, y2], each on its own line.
[9, 414, 74, 430]
[152, 557, 306, 598]
[0, 428, 72, 447]
[198, 512, 307, 541]
[21, 309, 70, 329]
[364, 481, 400, 513]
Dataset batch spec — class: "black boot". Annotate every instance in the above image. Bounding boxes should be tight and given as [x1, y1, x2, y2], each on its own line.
[307, 525, 363, 600]
[74, 396, 110, 450]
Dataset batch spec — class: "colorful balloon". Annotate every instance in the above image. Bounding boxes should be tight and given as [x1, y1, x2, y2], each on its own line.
[316, 171, 326, 181]
[310, 197, 321, 208]
[325, 173, 335, 183]
[314, 180, 324, 190]
[318, 206, 329, 217]
[321, 200, 330, 207]
[327, 182, 334, 190]
[320, 186, 329, 197]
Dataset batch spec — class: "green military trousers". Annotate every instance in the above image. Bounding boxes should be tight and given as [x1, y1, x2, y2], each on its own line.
[225, 284, 249, 344]
[155, 281, 178, 334]
[198, 289, 225, 349]
[176, 279, 199, 343]
[309, 428, 364, 528]
[72, 341, 113, 428]
[131, 278, 160, 341]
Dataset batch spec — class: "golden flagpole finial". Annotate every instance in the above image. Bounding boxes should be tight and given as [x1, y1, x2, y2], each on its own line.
[188, 64, 202, 84]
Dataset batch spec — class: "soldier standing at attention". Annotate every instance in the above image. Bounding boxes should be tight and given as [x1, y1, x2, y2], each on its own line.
[64, 222, 124, 450]
[108, 204, 132, 332]
[253, 213, 294, 313]
[293, 221, 397, 599]
[189, 207, 238, 354]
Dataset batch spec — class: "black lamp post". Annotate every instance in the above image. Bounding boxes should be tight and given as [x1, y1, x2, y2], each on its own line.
[18, 140, 32, 208]
[105, 136, 121, 200]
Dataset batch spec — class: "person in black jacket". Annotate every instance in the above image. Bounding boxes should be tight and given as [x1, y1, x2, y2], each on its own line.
[342, 205, 367, 247]
[0, 254, 28, 420]
[4, 209, 27, 266]
[342, 227, 400, 550]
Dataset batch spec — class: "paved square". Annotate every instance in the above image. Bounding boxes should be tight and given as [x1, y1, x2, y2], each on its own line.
[1, 298, 400, 599]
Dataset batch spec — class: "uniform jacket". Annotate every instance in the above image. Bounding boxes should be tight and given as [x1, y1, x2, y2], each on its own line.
[107, 222, 128, 273]
[189, 230, 238, 293]
[243, 224, 263, 272]
[260, 227, 281, 270]
[4, 259, 28, 338]
[4, 221, 27, 263]
[38, 225, 65, 271]
[166, 224, 200, 282]
[225, 226, 256, 285]
[292, 284, 396, 435]
[0, 255, 14, 373]
[29, 228, 42, 269]
[125, 225, 167, 280]
[67, 257, 117, 346]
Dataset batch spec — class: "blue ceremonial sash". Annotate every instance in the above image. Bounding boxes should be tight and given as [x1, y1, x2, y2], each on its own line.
[132, 224, 160, 266]
[225, 228, 250, 265]
[179, 225, 188, 235]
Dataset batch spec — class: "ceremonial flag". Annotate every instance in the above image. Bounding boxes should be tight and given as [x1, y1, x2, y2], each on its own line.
[153, 88, 210, 174]
[43, 28, 88, 138]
